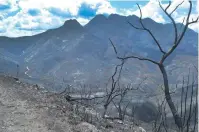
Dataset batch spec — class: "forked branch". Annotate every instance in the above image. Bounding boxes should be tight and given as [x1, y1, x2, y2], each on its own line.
[170, 1, 184, 15]
[109, 38, 159, 65]
[127, 4, 166, 54]
[160, 1, 198, 64]
[159, 1, 179, 44]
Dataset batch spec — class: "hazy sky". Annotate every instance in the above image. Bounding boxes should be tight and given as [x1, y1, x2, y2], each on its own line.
[0, 0, 198, 37]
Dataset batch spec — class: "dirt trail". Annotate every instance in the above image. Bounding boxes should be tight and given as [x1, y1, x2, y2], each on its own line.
[0, 75, 73, 132]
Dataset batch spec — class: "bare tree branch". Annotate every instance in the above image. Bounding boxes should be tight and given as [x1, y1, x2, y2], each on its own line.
[165, 1, 171, 12]
[109, 38, 118, 54]
[193, 84, 198, 132]
[180, 76, 185, 118]
[188, 16, 199, 24]
[159, 1, 178, 44]
[181, 17, 185, 25]
[127, 4, 166, 54]
[127, 21, 145, 30]
[176, 0, 192, 43]
[118, 55, 159, 65]
[183, 69, 190, 126]
[186, 74, 195, 131]
[170, 1, 184, 15]
[159, 1, 198, 64]
[193, 64, 198, 73]
[109, 38, 159, 65]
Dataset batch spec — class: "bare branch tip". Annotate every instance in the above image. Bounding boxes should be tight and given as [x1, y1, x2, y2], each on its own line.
[136, 3, 140, 7]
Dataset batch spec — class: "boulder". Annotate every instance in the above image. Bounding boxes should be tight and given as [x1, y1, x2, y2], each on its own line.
[134, 127, 146, 132]
[74, 122, 101, 132]
[135, 101, 158, 122]
[125, 101, 159, 122]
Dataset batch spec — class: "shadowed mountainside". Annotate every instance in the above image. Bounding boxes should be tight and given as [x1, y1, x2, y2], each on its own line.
[0, 14, 197, 91]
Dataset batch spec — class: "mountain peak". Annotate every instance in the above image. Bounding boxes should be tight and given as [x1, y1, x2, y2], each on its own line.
[108, 14, 125, 19]
[107, 14, 127, 23]
[42, 19, 83, 36]
[85, 14, 108, 26]
[62, 19, 83, 29]
[127, 15, 139, 21]
[93, 14, 107, 20]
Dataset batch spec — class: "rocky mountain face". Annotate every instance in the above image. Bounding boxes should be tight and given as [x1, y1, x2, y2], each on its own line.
[0, 14, 197, 91]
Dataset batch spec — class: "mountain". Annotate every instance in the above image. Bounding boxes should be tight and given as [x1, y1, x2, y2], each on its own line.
[0, 14, 197, 90]
[85, 14, 197, 60]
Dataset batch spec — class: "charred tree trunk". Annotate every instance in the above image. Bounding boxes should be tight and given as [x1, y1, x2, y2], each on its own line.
[118, 105, 123, 120]
[103, 104, 108, 118]
[159, 64, 183, 129]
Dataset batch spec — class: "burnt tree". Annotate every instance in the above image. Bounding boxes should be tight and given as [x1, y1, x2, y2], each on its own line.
[110, 0, 198, 130]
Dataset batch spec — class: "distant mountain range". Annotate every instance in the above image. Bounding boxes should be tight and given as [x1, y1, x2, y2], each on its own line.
[0, 14, 198, 91]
